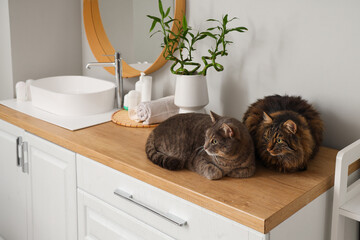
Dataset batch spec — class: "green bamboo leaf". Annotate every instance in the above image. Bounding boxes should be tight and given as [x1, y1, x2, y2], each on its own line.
[234, 27, 248, 32]
[150, 30, 161, 38]
[223, 14, 228, 26]
[179, 34, 190, 43]
[196, 34, 207, 41]
[165, 7, 171, 18]
[149, 20, 158, 32]
[207, 18, 220, 23]
[165, 29, 179, 37]
[147, 15, 161, 22]
[202, 31, 217, 39]
[226, 27, 248, 34]
[165, 18, 175, 25]
[182, 15, 188, 30]
[158, 0, 165, 18]
[228, 16, 238, 22]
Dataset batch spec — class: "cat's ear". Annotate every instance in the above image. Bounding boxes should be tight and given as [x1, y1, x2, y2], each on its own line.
[283, 120, 297, 134]
[209, 111, 221, 123]
[263, 112, 273, 124]
[222, 123, 235, 138]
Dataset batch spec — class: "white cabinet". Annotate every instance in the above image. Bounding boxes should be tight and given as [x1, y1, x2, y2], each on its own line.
[25, 132, 77, 240]
[0, 120, 77, 240]
[77, 154, 266, 240]
[0, 120, 28, 240]
[78, 189, 174, 240]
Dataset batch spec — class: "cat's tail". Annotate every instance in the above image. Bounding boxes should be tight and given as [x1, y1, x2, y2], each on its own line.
[145, 131, 184, 170]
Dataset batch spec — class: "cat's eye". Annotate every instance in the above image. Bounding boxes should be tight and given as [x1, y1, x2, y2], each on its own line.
[211, 139, 218, 145]
[277, 138, 283, 143]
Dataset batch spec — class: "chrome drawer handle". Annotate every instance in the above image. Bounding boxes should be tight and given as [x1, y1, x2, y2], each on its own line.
[113, 188, 187, 227]
[16, 136, 22, 166]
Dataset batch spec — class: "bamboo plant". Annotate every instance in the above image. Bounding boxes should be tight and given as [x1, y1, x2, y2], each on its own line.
[148, 0, 248, 76]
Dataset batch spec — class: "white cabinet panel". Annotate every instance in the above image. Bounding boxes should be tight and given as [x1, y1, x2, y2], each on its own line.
[77, 154, 262, 240]
[25, 132, 77, 240]
[0, 120, 27, 240]
[78, 189, 174, 240]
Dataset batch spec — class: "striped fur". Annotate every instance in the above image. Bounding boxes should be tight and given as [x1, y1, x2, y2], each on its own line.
[145, 112, 256, 180]
[243, 95, 324, 173]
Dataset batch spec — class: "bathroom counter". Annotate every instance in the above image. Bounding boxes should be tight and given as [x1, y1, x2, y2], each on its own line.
[0, 105, 358, 234]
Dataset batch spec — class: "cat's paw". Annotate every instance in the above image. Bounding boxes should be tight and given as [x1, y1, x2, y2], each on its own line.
[227, 166, 255, 178]
[203, 164, 223, 180]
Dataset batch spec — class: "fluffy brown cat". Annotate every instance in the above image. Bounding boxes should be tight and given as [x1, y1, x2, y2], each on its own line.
[243, 95, 323, 173]
[146, 112, 256, 180]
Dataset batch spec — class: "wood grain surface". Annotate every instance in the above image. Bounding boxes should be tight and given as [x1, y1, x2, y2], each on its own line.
[1, 105, 358, 233]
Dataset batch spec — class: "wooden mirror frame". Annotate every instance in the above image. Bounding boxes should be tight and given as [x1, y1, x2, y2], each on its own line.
[83, 0, 186, 78]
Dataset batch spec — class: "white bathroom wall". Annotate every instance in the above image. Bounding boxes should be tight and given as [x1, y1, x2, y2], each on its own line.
[82, 0, 360, 150]
[0, 0, 14, 100]
[7, 0, 82, 94]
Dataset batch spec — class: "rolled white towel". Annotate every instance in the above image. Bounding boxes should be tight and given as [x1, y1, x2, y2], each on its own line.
[136, 96, 179, 125]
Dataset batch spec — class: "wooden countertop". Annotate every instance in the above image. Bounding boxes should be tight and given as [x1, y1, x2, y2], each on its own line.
[1, 105, 359, 234]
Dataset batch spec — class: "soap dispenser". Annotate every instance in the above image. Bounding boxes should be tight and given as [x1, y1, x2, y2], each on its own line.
[135, 72, 144, 98]
[135, 72, 152, 102]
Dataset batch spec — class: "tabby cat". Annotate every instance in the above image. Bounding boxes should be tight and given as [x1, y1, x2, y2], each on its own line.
[243, 95, 323, 173]
[146, 112, 256, 180]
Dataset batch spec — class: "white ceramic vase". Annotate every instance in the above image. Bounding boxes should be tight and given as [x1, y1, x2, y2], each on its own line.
[174, 75, 209, 113]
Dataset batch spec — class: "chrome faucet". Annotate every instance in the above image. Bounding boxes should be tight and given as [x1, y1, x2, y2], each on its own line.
[86, 52, 123, 109]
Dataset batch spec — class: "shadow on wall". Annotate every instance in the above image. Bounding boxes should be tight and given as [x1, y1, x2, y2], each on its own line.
[220, 64, 249, 121]
[321, 110, 360, 150]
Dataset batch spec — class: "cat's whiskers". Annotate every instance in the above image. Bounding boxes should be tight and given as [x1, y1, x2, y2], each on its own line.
[214, 155, 220, 164]
[195, 146, 205, 153]
[205, 150, 220, 162]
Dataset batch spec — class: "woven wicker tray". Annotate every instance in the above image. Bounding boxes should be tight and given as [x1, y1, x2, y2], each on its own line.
[111, 110, 158, 128]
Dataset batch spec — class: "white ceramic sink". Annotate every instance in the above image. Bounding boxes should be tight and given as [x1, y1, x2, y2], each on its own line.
[30, 76, 116, 116]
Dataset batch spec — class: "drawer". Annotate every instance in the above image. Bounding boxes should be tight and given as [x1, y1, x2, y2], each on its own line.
[78, 189, 173, 240]
[77, 154, 265, 240]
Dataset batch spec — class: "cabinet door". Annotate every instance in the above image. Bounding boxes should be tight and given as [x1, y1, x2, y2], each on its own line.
[0, 120, 27, 240]
[78, 189, 174, 240]
[25, 132, 77, 240]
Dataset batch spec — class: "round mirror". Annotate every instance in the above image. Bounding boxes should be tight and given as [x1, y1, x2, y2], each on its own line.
[83, 0, 186, 78]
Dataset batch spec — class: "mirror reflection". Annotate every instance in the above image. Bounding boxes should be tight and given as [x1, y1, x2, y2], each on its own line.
[99, 0, 174, 66]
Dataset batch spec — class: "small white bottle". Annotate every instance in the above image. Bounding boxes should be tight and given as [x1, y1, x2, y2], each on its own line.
[135, 72, 145, 97]
[123, 93, 129, 110]
[141, 75, 152, 102]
